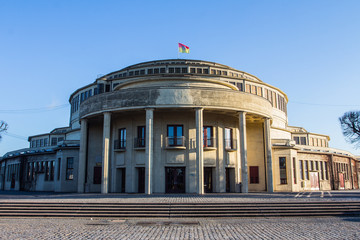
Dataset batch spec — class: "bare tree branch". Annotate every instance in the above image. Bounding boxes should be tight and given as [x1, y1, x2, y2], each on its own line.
[339, 111, 360, 148]
[0, 120, 8, 141]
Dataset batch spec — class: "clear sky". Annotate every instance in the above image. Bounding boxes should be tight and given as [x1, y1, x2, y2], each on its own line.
[1, 0, 360, 156]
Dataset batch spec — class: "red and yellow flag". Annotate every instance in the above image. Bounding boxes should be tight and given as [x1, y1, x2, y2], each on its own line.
[178, 43, 190, 53]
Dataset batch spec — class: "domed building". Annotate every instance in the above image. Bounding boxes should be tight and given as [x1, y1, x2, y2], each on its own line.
[1, 59, 359, 193]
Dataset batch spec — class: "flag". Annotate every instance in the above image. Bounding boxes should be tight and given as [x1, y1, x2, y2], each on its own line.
[178, 43, 190, 53]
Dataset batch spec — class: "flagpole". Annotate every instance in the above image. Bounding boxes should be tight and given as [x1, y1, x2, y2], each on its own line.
[177, 43, 179, 59]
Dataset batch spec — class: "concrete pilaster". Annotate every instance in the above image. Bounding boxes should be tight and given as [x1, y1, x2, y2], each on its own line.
[195, 108, 204, 194]
[145, 108, 154, 195]
[264, 118, 274, 192]
[77, 119, 88, 193]
[101, 112, 111, 194]
[239, 111, 248, 193]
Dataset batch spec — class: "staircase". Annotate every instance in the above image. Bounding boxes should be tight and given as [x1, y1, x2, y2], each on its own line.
[1, 201, 360, 218]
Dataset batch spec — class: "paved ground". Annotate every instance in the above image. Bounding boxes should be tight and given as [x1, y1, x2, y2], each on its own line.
[0, 216, 359, 239]
[1, 190, 360, 239]
[0, 190, 360, 203]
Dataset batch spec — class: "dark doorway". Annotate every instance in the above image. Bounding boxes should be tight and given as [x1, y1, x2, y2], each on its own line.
[93, 166, 102, 184]
[165, 167, 185, 193]
[204, 167, 213, 193]
[137, 167, 145, 193]
[10, 174, 16, 189]
[226, 168, 235, 192]
[116, 168, 126, 193]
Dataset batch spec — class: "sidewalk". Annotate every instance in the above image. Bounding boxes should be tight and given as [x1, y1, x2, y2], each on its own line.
[1, 190, 360, 203]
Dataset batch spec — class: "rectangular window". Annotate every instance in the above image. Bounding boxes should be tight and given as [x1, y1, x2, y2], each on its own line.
[182, 67, 187, 73]
[148, 69, 153, 74]
[44, 138, 48, 147]
[293, 157, 297, 184]
[279, 157, 287, 184]
[118, 128, 126, 149]
[175, 68, 181, 73]
[160, 68, 166, 73]
[66, 157, 74, 180]
[57, 158, 61, 181]
[236, 82, 243, 91]
[305, 161, 309, 180]
[299, 160, 304, 180]
[154, 68, 160, 74]
[169, 67, 175, 73]
[203, 69, 209, 74]
[51, 138, 58, 146]
[293, 136, 300, 144]
[224, 128, 233, 149]
[197, 68, 202, 74]
[50, 161, 55, 181]
[315, 161, 319, 171]
[250, 166, 259, 184]
[300, 137, 307, 145]
[136, 126, 146, 148]
[167, 125, 184, 146]
[203, 126, 214, 147]
[45, 161, 49, 181]
[320, 161, 324, 180]
[324, 162, 328, 180]
[310, 161, 314, 171]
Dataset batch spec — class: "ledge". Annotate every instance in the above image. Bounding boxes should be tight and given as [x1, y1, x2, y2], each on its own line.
[165, 146, 186, 150]
[204, 147, 217, 151]
[134, 147, 145, 151]
[225, 148, 237, 152]
[114, 149, 126, 152]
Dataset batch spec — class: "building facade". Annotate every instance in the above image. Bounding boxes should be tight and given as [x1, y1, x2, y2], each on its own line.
[1, 59, 359, 193]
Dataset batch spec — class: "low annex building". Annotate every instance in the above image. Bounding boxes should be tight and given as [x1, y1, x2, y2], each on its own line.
[1, 59, 359, 193]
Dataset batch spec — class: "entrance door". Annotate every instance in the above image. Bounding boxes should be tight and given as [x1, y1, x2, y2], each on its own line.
[310, 172, 319, 190]
[204, 167, 213, 193]
[226, 168, 235, 192]
[339, 173, 345, 189]
[116, 168, 126, 193]
[138, 167, 145, 193]
[10, 174, 16, 189]
[165, 167, 185, 193]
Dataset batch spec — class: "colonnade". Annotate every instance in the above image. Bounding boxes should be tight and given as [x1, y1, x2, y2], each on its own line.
[77, 108, 274, 194]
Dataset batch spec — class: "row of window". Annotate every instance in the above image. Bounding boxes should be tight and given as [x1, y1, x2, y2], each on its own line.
[27, 161, 55, 182]
[6, 163, 20, 181]
[299, 160, 329, 181]
[334, 162, 350, 180]
[30, 137, 64, 148]
[293, 136, 328, 147]
[115, 126, 235, 150]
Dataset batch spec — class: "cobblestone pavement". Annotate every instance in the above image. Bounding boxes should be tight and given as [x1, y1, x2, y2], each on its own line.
[0, 217, 359, 239]
[0, 190, 360, 204]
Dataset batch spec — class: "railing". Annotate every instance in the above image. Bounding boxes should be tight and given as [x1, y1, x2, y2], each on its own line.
[166, 136, 186, 148]
[134, 138, 145, 148]
[114, 140, 126, 150]
[203, 137, 216, 148]
[224, 139, 237, 150]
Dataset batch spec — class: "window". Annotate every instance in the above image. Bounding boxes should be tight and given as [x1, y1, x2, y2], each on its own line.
[45, 161, 49, 181]
[300, 137, 307, 145]
[190, 68, 196, 73]
[310, 161, 314, 171]
[203, 69, 209, 74]
[136, 126, 145, 148]
[182, 68, 187, 73]
[293, 136, 300, 144]
[167, 125, 184, 146]
[299, 160, 304, 180]
[51, 138, 58, 146]
[169, 67, 175, 73]
[293, 157, 297, 184]
[57, 158, 61, 180]
[160, 68, 166, 73]
[197, 68, 202, 74]
[320, 162, 324, 180]
[324, 162, 328, 180]
[154, 68, 159, 74]
[203, 126, 214, 147]
[66, 157, 74, 180]
[250, 166, 259, 184]
[175, 68, 181, 73]
[117, 128, 126, 149]
[305, 161, 309, 180]
[224, 128, 233, 149]
[50, 161, 55, 181]
[279, 157, 287, 184]
[148, 69, 153, 74]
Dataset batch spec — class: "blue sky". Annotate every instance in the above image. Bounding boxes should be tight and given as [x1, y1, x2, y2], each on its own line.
[1, 0, 360, 156]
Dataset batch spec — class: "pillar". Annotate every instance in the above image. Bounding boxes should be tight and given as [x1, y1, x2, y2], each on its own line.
[101, 112, 111, 194]
[145, 108, 154, 194]
[264, 118, 273, 192]
[239, 111, 248, 193]
[77, 119, 88, 193]
[195, 108, 204, 194]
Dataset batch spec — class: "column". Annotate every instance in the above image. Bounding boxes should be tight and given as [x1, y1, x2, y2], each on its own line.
[264, 118, 274, 192]
[77, 119, 88, 193]
[239, 111, 248, 193]
[145, 108, 154, 194]
[101, 112, 111, 194]
[195, 108, 204, 194]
